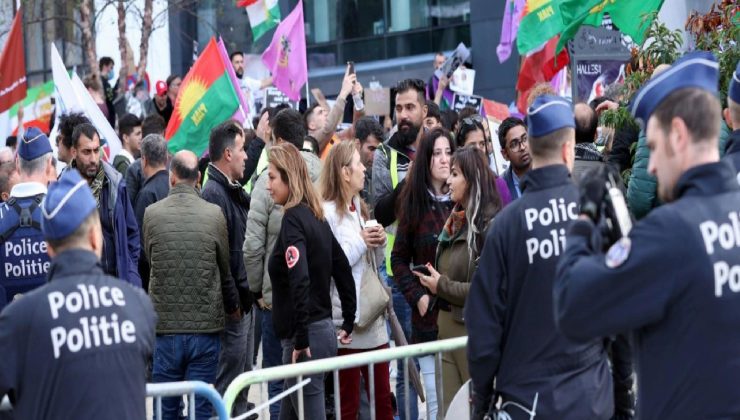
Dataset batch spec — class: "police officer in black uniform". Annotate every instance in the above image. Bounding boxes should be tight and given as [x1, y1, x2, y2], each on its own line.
[0, 127, 56, 311]
[723, 61, 739, 179]
[466, 95, 613, 420]
[0, 169, 157, 419]
[555, 51, 740, 419]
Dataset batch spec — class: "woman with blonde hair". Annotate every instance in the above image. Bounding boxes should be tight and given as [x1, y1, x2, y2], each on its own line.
[319, 140, 393, 419]
[266, 143, 357, 420]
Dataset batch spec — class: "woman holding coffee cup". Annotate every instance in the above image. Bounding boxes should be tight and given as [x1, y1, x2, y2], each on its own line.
[319, 140, 393, 420]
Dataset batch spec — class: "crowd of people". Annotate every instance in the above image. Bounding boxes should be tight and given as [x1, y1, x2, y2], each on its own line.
[0, 46, 739, 420]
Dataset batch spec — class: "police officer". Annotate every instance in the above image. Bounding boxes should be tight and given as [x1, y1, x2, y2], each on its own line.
[0, 169, 156, 419]
[555, 51, 740, 419]
[0, 127, 56, 311]
[466, 95, 613, 419]
[723, 61, 739, 179]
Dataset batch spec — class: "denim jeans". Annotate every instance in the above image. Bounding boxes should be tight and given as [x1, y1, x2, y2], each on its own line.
[216, 312, 254, 416]
[261, 307, 284, 419]
[381, 261, 419, 420]
[152, 333, 220, 420]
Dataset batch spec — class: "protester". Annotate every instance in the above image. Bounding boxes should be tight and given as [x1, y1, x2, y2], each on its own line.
[70, 123, 141, 286]
[372, 78, 428, 420]
[126, 113, 166, 206]
[455, 116, 512, 205]
[555, 51, 740, 420]
[134, 134, 170, 228]
[319, 140, 392, 420]
[266, 143, 356, 420]
[113, 113, 143, 175]
[55, 112, 91, 166]
[144, 150, 240, 420]
[414, 145, 502, 417]
[0, 169, 156, 419]
[572, 102, 605, 184]
[497, 117, 532, 200]
[0, 151, 18, 203]
[305, 64, 363, 158]
[424, 101, 442, 131]
[392, 127, 457, 420]
[202, 120, 254, 416]
[440, 109, 458, 133]
[154, 75, 181, 124]
[0, 128, 56, 311]
[723, 61, 740, 175]
[230, 51, 273, 118]
[354, 116, 383, 205]
[99, 56, 118, 128]
[467, 95, 613, 419]
[245, 108, 321, 418]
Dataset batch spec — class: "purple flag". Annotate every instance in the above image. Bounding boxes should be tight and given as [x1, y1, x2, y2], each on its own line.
[496, 0, 525, 63]
[262, 0, 307, 102]
[217, 37, 250, 124]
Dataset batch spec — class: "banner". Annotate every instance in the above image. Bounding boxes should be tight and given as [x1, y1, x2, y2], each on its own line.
[451, 94, 483, 113]
[0, 9, 27, 114]
[574, 60, 627, 102]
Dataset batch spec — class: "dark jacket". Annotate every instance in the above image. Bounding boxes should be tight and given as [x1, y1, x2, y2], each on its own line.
[134, 169, 170, 232]
[573, 143, 606, 185]
[202, 163, 252, 312]
[502, 167, 521, 200]
[466, 165, 613, 419]
[607, 123, 639, 175]
[391, 192, 453, 344]
[101, 161, 142, 287]
[143, 184, 239, 333]
[556, 161, 740, 420]
[125, 159, 144, 206]
[0, 249, 156, 419]
[267, 204, 356, 350]
[626, 131, 658, 220]
[723, 129, 740, 178]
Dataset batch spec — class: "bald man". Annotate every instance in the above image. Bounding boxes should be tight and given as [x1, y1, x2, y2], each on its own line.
[142, 150, 241, 420]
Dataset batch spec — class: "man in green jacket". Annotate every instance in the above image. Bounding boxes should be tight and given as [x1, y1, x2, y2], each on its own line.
[143, 150, 240, 420]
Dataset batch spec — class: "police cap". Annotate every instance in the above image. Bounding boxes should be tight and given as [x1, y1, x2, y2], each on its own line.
[41, 169, 97, 241]
[630, 51, 719, 125]
[729, 60, 740, 105]
[18, 127, 52, 161]
[526, 95, 575, 138]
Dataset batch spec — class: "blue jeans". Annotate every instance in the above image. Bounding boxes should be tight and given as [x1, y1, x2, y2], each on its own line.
[216, 312, 254, 416]
[261, 307, 284, 418]
[381, 261, 419, 420]
[152, 334, 220, 420]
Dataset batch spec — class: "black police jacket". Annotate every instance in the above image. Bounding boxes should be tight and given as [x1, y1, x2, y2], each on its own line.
[723, 129, 740, 183]
[466, 165, 613, 419]
[556, 161, 740, 419]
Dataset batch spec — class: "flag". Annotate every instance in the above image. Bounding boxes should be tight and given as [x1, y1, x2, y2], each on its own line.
[165, 37, 241, 156]
[216, 37, 251, 125]
[516, 36, 570, 112]
[262, 0, 307, 102]
[556, 0, 665, 53]
[516, 0, 567, 55]
[240, 0, 281, 41]
[497, 0, 526, 63]
[51, 43, 122, 161]
[0, 8, 27, 114]
[0, 81, 54, 139]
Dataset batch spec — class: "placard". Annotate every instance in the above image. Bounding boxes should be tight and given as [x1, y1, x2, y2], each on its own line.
[263, 87, 298, 110]
[451, 94, 482, 113]
[364, 87, 391, 116]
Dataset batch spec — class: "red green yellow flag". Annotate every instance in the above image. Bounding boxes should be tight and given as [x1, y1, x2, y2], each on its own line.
[165, 37, 241, 156]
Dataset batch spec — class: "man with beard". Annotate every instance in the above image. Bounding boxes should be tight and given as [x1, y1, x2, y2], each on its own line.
[498, 117, 532, 200]
[70, 123, 141, 287]
[230, 51, 273, 119]
[371, 78, 427, 420]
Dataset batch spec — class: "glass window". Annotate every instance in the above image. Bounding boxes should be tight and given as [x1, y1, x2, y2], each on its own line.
[386, 31, 432, 59]
[386, 0, 430, 33]
[305, 0, 338, 43]
[308, 45, 339, 69]
[343, 38, 386, 64]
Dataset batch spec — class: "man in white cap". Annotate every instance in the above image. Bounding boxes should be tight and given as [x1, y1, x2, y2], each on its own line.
[0, 169, 156, 419]
[556, 51, 740, 419]
[0, 127, 56, 311]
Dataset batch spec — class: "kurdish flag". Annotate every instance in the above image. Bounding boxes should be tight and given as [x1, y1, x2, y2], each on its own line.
[165, 37, 241, 156]
[239, 0, 281, 41]
[555, 0, 665, 53]
[516, 0, 567, 55]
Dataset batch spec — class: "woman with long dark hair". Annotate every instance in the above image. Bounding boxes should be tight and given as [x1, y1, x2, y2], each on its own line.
[391, 127, 455, 419]
[414, 146, 502, 417]
[266, 143, 357, 420]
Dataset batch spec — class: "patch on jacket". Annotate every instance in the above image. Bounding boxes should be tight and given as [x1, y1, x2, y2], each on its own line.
[605, 237, 631, 268]
[286, 246, 300, 269]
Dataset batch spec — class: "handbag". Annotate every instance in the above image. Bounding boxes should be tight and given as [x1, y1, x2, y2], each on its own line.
[354, 200, 390, 329]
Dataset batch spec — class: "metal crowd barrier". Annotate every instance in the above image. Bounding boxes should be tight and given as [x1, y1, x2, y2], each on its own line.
[0, 381, 228, 420]
[223, 336, 468, 420]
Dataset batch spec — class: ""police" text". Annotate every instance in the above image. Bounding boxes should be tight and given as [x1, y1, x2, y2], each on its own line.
[524, 198, 578, 264]
[699, 211, 740, 297]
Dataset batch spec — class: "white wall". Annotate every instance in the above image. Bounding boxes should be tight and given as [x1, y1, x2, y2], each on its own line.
[658, 0, 716, 50]
[94, 0, 171, 93]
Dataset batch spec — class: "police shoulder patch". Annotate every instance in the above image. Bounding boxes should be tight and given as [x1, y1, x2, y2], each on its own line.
[285, 246, 300, 269]
[605, 237, 631, 269]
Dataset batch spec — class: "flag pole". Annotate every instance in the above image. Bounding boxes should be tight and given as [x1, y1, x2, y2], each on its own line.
[305, 79, 310, 108]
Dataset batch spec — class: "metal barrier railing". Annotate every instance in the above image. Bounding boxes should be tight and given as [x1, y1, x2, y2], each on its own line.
[223, 336, 468, 420]
[0, 381, 228, 420]
[147, 380, 229, 420]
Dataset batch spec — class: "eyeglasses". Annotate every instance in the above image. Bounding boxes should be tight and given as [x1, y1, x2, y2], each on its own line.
[508, 134, 528, 152]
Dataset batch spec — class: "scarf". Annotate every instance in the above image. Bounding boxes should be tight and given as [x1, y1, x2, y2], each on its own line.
[575, 143, 603, 162]
[439, 204, 466, 244]
[72, 161, 106, 207]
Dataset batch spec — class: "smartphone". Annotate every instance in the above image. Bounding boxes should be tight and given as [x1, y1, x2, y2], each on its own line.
[347, 61, 355, 75]
[411, 264, 431, 276]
